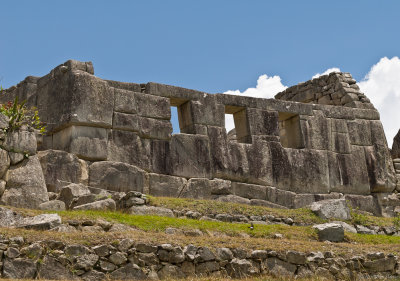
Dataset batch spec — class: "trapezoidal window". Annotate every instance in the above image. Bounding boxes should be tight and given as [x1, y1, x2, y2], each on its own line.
[224, 105, 252, 144]
[170, 98, 194, 134]
[278, 112, 303, 148]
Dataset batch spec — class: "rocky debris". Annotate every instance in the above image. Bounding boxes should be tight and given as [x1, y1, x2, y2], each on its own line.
[72, 198, 116, 211]
[310, 198, 351, 220]
[0, 207, 23, 227]
[17, 213, 62, 230]
[39, 200, 66, 211]
[58, 183, 91, 209]
[313, 223, 344, 242]
[128, 205, 174, 217]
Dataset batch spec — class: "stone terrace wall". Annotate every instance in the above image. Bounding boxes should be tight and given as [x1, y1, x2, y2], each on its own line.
[275, 72, 374, 109]
[1, 60, 397, 214]
[0, 236, 399, 280]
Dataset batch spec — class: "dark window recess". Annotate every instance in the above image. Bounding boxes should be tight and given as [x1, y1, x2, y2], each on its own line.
[278, 112, 303, 148]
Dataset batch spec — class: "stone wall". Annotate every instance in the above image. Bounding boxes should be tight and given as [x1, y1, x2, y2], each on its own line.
[274, 72, 374, 109]
[0, 235, 399, 280]
[1, 60, 397, 214]
[0, 115, 49, 209]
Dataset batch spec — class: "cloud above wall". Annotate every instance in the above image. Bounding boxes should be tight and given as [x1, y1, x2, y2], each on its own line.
[359, 56, 400, 147]
[312, 67, 341, 79]
[223, 57, 400, 147]
[224, 75, 287, 131]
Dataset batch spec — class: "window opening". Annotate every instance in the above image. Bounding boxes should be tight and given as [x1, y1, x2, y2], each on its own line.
[170, 106, 180, 134]
[278, 112, 303, 148]
[224, 106, 251, 144]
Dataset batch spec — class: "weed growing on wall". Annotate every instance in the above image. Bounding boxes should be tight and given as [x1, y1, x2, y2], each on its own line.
[0, 88, 46, 133]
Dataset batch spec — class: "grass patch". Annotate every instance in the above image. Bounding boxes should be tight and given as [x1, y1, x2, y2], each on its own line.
[56, 209, 317, 241]
[349, 208, 394, 227]
[148, 196, 324, 224]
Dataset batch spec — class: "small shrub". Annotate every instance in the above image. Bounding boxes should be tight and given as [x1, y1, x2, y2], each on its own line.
[0, 95, 46, 133]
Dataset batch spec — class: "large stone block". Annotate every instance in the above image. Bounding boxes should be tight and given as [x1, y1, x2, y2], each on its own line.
[364, 145, 396, 193]
[232, 182, 267, 200]
[0, 148, 10, 179]
[226, 142, 250, 181]
[287, 149, 329, 194]
[169, 134, 211, 178]
[344, 194, 380, 216]
[37, 70, 113, 132]
[301, 110, 330, 150]
[347, 120, 372, 145]
[245, 139, 273, 186]
[180, 178, 213, 199]
[330, 132, 351, 154]
[114, 88, 137, 114]
[138, 117, 172, 140]
[89, 161, 147, 193]
[148, 173, 187, 197]
[293, 193, 341, 209]
[266, 186, 296, 208]
[38, 150, 86, 192]
[328, 148, 370, 195]
[2, 156, 49, 209]
[269, 142, 292, 191]
[112, 112, 139, 132]
[150, 140, 170, 174]
[145, 82, 205, 104]
[107, 130, 151, 171]
[136, 92, 171, 120]
[246, 109, 279, 137]
[190, 95, 225, 127]
[207, 126, 231, 178]
[52, 126, 108, 161]
[3, 130, 37, 155]
[58, 183, 91, 208]
[107, 80, 141, 92]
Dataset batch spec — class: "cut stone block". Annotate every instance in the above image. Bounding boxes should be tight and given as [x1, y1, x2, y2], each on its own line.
[148, 173, 187, 197]
[112, 112, 139, 132]
[89, 161, 147, 193]
[38, 149, 86, 192]
[138, 117, 172, 140]
[52, 126, 108, 161]
[169, 134, 211, 178]
[114, 88, 137, 114]
[107, 130, 151, 171]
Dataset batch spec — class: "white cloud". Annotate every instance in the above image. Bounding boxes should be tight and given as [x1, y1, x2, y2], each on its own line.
[358, 56, 400, 147]
[312, 67, 341, 79]
[223, 74, 287, 131]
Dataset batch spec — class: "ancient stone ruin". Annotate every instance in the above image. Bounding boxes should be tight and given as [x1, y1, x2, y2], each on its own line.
[0, 60, 399, 216]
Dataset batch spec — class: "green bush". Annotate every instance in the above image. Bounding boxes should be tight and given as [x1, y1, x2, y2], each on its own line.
[0, 93, 46, 133]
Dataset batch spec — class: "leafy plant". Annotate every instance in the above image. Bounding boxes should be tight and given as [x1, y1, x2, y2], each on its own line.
[0, 95, 46, 133]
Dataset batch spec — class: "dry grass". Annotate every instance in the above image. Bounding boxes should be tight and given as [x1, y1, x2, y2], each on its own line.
[1, 200, 400, 259]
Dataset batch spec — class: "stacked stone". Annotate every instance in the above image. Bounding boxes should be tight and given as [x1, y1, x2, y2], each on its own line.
[0, 235, 398, 280]
[0, 114, 50, 209]
[275, 72, 374, 109]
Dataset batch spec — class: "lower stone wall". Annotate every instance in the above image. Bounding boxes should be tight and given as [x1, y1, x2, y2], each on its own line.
[0, 236, 398, 280]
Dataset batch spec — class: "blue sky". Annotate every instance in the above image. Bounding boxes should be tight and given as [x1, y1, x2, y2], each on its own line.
[1, 1, 400, 144]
